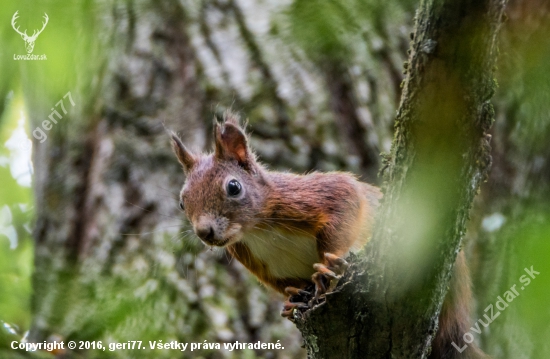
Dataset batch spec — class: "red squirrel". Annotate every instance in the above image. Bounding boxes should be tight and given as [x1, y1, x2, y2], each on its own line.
[171, 111, 482, 359]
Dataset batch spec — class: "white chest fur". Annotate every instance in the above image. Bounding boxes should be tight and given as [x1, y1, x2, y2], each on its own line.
[242, 228, 320, 280]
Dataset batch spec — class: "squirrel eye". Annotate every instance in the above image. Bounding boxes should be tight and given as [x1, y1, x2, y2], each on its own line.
[227, 179, 242, 197]
[179, 201, 184, 210]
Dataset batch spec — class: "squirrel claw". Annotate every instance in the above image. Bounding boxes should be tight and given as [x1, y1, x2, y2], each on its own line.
[324, 252, 349, 275]
[282, 253, 350, 319]
[311, 253, 349, 301]
[285, 286, 310, 297]
[281, 300, 309, 319]
[282, 287, 311, 320]
[312, 272, 328, 300]
[313, 263, 339, 280]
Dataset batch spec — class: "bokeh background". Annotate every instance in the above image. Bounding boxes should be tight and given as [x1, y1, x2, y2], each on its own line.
[0, 0, 548, 358]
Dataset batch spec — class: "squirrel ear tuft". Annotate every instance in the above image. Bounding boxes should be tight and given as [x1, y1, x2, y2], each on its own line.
[171, 132, 196, 172]
[214, 112, 253, 171]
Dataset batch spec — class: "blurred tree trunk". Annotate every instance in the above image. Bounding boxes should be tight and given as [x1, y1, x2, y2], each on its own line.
[18, 0, 412, 358]
[295, 0, 507, 357]
[23, 1, 304, 357]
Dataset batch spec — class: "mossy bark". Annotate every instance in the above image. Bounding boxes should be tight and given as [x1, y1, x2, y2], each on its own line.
[295, 0, 507, 357]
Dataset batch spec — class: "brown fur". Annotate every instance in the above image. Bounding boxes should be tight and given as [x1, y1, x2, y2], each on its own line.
[430, 251, 489, 359]
[172, 111, 481, 358]
[172, 111, 381, 292]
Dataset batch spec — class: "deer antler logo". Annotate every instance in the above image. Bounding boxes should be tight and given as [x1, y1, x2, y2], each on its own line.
[11, 11, 49, 54]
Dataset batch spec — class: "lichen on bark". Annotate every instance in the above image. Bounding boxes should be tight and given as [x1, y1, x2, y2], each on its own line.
[295, 0, 508, 358]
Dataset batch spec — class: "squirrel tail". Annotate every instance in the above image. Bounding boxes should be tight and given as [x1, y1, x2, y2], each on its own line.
[429, 251, 490, 359]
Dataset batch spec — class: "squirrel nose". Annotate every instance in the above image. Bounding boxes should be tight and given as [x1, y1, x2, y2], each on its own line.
[196, 226, 215, 243]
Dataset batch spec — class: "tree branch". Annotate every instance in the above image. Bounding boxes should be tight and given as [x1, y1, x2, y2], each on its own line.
[294, 0, 508, 357]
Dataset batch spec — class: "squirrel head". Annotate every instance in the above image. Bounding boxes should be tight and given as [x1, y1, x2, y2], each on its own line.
[171, 112, 266, 247]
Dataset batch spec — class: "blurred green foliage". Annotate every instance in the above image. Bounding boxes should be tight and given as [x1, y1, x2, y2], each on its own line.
[284, 0, 416, 65]
[512, 211, 550, 337]
[0, 91, 33, 332]
[473, 7, 550, 357]
[0, 0, 99, 349]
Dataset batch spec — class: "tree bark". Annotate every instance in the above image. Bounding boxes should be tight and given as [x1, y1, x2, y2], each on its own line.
[15, 0, 411, 358]
[295, 0, 507, 357]
[22, 1, 305, 357]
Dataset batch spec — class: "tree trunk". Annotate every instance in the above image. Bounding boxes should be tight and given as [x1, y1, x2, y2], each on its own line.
[295, 0, 507, 357]
[22, 1, 305, 357]
[14, 0, 411, 358]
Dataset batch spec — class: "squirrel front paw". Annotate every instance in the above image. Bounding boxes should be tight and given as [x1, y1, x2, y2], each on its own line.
[312, 253, 349, 300]
[281, 287, 311, 319]
[280, 253, 350, 320]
